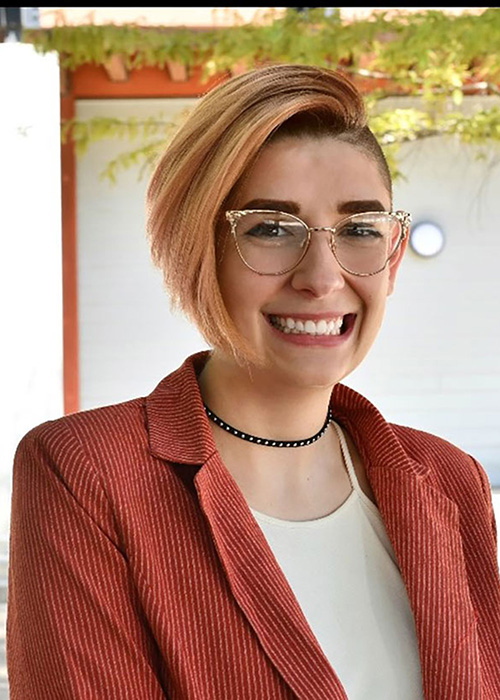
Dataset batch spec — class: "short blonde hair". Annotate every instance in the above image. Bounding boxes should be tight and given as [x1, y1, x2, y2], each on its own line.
[146, 63, 391, 364]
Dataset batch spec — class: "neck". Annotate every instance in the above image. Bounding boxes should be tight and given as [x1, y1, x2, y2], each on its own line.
[197, 352, 347, 514]
[198, 351, 334, 443]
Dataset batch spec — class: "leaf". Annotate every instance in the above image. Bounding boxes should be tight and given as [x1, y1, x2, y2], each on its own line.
[452, 88, 464, 106]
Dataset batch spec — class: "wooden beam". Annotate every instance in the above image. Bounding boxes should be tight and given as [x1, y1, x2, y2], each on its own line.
[59, 65, 71, 97]
[103, 53, 129, 82]
[166, 60, 188, 82]
[71, 64, 227, 98]
[60, 87, 80, 415]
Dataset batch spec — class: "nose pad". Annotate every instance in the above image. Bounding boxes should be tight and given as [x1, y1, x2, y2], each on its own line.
[309, 227, 338, 262]
[328, 232, 336, 254]
[291, 231, 345, 296]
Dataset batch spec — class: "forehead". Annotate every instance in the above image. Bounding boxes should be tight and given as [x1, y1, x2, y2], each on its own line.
[235, 137, 391, 212]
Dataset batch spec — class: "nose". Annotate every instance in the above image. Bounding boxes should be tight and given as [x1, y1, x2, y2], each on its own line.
[290, 230, 346, 298]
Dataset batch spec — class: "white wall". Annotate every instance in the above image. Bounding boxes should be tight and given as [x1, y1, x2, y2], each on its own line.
[76, 97, 500, 489]
[0, 44, 62, 694]
[76, 98, 209, 413]
[0, 44, 63, 537]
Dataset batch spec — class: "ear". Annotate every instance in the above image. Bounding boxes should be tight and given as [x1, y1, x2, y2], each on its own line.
[386, 231, 409, 297]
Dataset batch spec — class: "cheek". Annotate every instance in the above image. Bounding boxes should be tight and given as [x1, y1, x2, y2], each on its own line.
[356, 276, 391, 321]
[217, 244, 242, 307]
[218, 251, 268, 322]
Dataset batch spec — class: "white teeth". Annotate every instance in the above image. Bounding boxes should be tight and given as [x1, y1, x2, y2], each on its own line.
[269, 315, 345, 335]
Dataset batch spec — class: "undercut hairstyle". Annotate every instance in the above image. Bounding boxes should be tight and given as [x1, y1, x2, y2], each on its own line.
[146, 63, 392, 364]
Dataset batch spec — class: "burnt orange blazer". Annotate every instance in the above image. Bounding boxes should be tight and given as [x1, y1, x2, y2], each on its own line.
[7, 351, 500, 699]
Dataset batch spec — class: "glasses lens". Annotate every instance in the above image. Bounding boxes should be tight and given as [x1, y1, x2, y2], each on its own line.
[234, 211, 308, 274]
[333, 212, 402, 275]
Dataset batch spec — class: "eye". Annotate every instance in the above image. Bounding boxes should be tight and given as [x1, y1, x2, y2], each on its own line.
[244, 220, 305, 241]
[246, 221, 287, 238]
[337, 222, 383, 239]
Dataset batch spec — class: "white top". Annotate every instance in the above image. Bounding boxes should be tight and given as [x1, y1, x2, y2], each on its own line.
[251, 422, 424, 700]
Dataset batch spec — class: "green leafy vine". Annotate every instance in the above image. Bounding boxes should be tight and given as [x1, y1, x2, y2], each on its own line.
[25, 7, 500, 182]
[62, 105, 500, 185]
[25, 8, 500, 96]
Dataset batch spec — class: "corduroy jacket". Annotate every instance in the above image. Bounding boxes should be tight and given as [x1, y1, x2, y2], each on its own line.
[7, 351, 500, 700]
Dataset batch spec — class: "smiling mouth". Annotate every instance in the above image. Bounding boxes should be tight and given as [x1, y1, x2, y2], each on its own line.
[267, 314, 356, 336]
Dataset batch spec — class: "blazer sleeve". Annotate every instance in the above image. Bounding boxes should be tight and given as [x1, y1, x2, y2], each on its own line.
[7, 420, 167, 700]
[471, 454, 498, 548]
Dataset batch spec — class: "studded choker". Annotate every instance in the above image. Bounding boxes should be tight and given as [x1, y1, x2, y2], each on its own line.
[203, 403, 332, 448]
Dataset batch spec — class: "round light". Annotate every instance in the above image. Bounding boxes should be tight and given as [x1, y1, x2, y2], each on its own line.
[409, 221, 445, 258]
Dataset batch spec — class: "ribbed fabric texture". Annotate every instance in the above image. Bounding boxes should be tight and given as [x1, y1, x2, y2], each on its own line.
[7, 351, 500, 699]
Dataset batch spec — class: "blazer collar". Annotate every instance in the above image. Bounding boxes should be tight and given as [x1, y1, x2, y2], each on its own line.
[145, 351, 217, 464]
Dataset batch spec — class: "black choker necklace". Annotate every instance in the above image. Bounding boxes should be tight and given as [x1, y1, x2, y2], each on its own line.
[203, 403, 332, 448]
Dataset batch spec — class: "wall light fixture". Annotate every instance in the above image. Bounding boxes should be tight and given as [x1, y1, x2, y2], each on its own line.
[409, 221, 445, 258]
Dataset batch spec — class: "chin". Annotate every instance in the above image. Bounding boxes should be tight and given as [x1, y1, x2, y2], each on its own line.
[269, 356, 356, 391]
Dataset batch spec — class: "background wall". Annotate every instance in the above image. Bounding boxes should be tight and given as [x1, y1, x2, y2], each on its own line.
[76, 96, 500, 486]
[76, 98, 207, 413]
[1, 42, 63, 697]
[1, 43, 63, 528]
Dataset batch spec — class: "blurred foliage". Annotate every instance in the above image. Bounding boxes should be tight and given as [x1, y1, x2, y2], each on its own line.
[24, 7, 500, 91]
[61, 112, 190, 183]
[26, 7, 500, 182]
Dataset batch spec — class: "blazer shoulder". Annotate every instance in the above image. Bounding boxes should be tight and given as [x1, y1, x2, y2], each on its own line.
[22, 396, 145, 440]
[16, 396, 149, 481]
[389, 422, 471, 463]
[389, 422, 494, 511]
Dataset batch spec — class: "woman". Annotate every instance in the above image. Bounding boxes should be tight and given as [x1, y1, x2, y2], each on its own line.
[7, 64, 500, 699]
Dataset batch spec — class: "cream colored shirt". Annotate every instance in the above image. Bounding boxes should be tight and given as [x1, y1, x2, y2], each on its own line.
[251, 422, 424, 699]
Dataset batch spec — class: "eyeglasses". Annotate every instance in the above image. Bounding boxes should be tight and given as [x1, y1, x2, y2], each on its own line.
[225, 209, 412, 277]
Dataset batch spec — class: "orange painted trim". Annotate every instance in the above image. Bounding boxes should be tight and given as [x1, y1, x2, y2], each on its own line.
[69, 59, 494, 100]
[61, 91, 80, 415]
[72, 64, 229, 99]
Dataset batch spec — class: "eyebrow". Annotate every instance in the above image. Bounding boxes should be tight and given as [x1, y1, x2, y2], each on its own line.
[241, 199, 300, 214]
[338, 199, 387, 214]
[240, 198, 387, 215]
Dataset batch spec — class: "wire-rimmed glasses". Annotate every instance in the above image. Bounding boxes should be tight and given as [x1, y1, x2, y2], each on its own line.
[225, 209, 412, 277]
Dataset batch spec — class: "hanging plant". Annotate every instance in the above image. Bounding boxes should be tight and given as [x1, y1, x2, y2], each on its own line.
[24, 7, 500, 182]
[24, 8, 500, 98]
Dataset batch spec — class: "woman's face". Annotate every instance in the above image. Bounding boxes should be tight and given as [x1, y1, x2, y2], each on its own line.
[217, 136, 408, 389]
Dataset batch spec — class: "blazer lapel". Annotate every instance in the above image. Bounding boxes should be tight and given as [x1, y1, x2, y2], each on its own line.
[194, 452, 349, 700]
[332, 383, 481, 700]
[368, 467, 481, 699]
